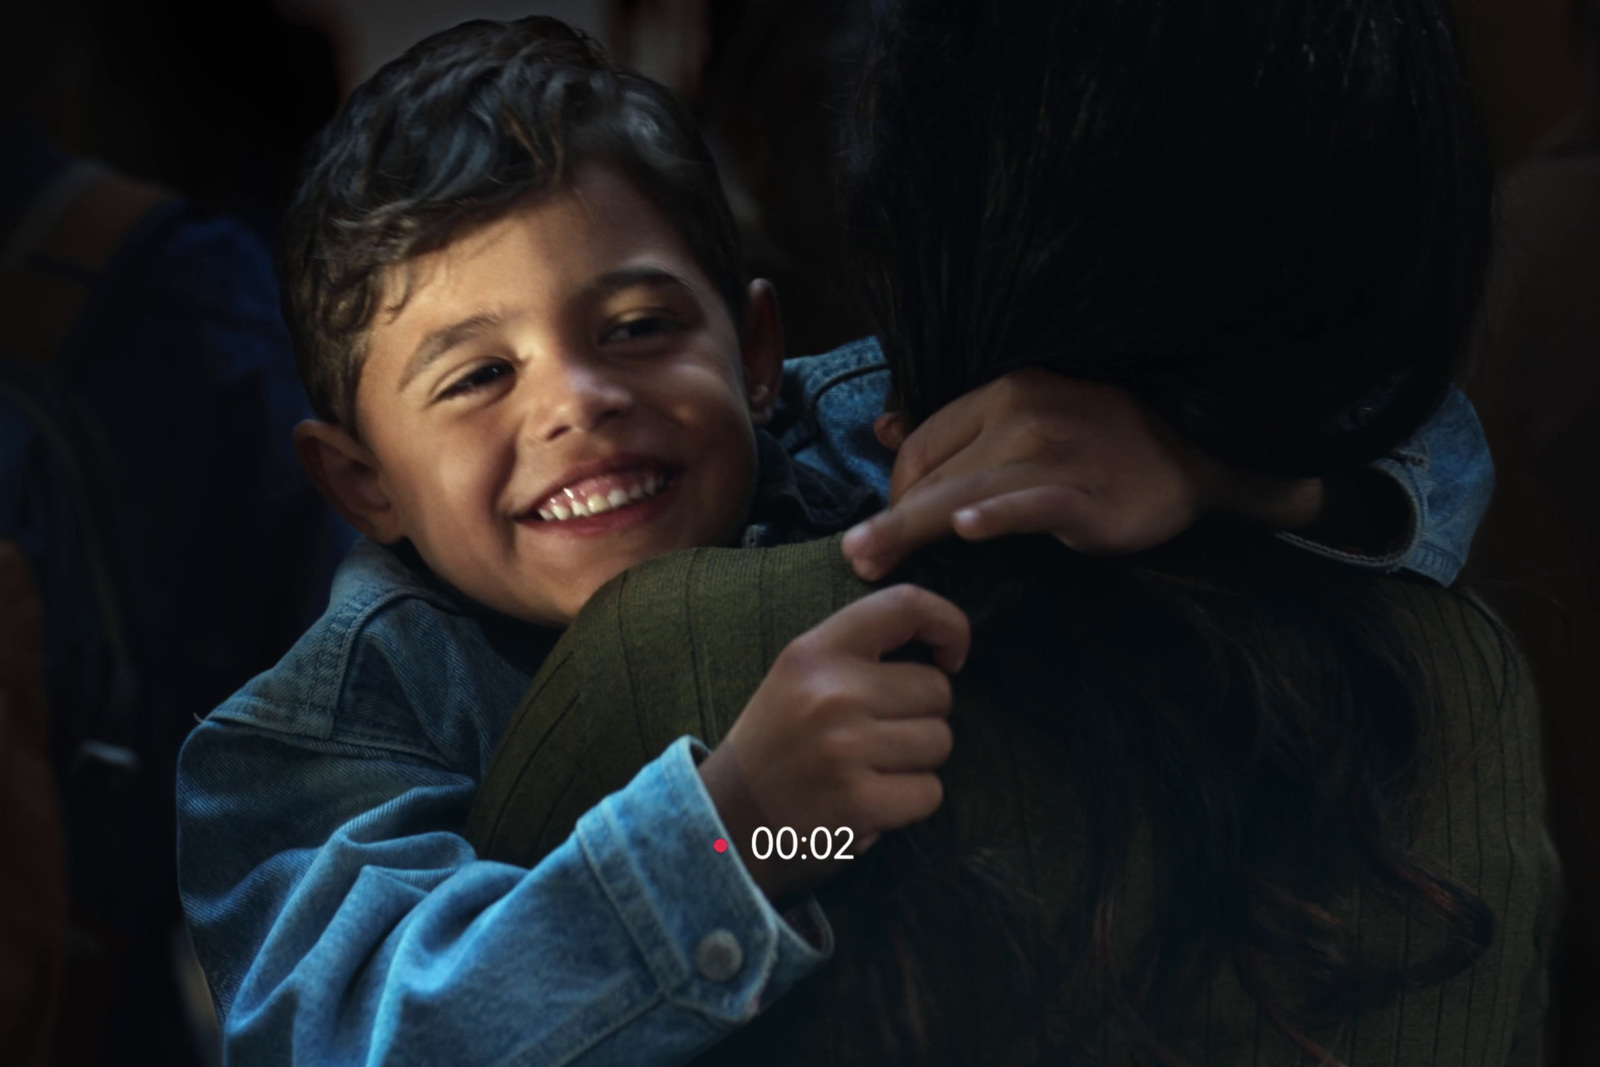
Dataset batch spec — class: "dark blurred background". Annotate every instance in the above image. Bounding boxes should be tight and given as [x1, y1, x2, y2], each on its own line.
[0, 1, 1593, 1065]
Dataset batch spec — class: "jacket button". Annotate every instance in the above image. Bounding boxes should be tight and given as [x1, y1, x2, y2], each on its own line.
[695, 930, 744, 982]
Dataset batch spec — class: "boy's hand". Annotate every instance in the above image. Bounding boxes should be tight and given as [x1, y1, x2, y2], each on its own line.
[841, 369, 1328, 580]
[697, 585, 969, 904]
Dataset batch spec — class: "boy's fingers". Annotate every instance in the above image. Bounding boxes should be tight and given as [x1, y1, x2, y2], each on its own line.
[811, 585, 970, 673]
[858, 772, 945, 830]
[862, 662, 955, 719]
[952, 485, 1113, 548]
[887, 369, 1103, 503]
[867, 717, 954, 772]
[887, 389, 988, 503]
[845, 467, 1043, 579]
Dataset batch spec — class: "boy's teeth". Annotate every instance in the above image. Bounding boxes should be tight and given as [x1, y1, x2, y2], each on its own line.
[532, 469, 671, 522]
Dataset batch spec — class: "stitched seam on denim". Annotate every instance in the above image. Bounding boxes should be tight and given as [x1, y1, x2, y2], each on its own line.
[1278, 455, 1429, 572]
[207, 693, 331, 727]
[658, 736, 782, 1023]
[509, 987, 666, 1067]
[806, 361, 889, 413]
[310, 583, 456, 742]
[1274, 530, 1409, 569]
[787, 338, 884, 391]
[577, 786, 693, 995]
[777, 343, 888, 466]
[1407, 543, 1460, 588]
[184, 715, 456, 766]
[329, 591, 476, 751]
[1372, 454, 1428, 563]
[204, 698, 451, 764]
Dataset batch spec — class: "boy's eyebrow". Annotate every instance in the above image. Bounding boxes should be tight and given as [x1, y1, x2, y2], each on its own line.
[399, 312, 504, 392]
[583, 265, 697, 300]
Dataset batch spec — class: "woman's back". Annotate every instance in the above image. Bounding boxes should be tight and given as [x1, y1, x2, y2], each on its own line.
[468, 534, 1559, 1064]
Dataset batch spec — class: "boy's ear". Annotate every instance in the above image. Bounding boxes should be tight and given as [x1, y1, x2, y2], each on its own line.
[292, 420, 405, 544]
[739, 279, 785, 426]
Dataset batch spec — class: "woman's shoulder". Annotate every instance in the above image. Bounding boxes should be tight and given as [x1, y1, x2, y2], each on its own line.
[576, 537, 871, 650]
[467, 539, 870, 868]
[1375, 577, 1535, 726]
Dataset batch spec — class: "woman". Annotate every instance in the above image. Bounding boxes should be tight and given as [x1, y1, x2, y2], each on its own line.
[470, 0, 1558, 1062]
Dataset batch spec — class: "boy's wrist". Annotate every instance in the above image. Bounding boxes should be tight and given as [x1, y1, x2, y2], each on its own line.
[696, 745, 791, 904]
[689, 742, 835, 956]
[1206, 460, 1327, 532]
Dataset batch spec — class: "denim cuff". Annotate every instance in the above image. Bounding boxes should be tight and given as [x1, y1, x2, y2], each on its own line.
[1273, 384, 1491, 589]
[1274, 454, 1424, 577]
[575, 736, 834, 1028]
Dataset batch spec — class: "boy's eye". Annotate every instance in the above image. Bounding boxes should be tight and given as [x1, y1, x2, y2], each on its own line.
[603, 315, 681, 344]
[439, 361, 512, 399]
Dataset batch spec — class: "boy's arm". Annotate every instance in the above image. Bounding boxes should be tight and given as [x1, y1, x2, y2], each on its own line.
[177, 722, 828, 1066]
[777, 346, 1491, 585]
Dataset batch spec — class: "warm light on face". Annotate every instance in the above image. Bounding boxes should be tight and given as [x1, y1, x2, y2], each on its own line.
[353, 163, 768, 626]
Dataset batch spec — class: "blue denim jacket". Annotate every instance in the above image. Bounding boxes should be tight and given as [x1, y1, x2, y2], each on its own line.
[178, 540, 835, 1067]
[176, 339, 1492, 1066]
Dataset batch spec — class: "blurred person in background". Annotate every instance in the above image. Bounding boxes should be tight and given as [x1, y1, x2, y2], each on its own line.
[0, 1, 351, 1062]
[1463, 1, 1600, 1061]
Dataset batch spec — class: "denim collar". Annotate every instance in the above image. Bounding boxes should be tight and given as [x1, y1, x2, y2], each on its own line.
[743, 430, 880, 548]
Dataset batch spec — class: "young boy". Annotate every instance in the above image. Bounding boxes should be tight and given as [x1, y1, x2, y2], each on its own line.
[176, 16, 1494, 1065]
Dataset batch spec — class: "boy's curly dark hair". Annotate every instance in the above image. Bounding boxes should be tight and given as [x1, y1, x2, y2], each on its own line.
[279, 16, 745, 434]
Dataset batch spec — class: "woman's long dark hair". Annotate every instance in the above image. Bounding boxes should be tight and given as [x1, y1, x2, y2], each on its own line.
[836, 0, 1496, 1061]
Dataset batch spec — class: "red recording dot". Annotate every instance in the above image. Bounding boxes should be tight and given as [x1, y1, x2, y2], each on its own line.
[713, 838, 728, 853]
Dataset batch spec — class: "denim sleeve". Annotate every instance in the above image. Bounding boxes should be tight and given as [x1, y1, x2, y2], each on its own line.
[778, 344, 1492, 586]
[1276, 386, 1493, 586]
[177, 728, 831, 1066]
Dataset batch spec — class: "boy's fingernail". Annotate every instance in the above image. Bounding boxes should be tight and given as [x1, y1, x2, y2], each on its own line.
[954, 507, 981, 531]
[842, 524, 872, 557]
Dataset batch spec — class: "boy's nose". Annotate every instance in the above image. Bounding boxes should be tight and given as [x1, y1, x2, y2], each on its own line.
[527, 358, 634, 442]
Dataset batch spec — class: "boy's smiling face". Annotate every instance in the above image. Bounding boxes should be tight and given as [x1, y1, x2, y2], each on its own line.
[299, 163, 781, 625]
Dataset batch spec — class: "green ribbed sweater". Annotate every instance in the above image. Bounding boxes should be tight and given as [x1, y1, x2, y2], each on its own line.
[467, 538, 1560, 1065]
